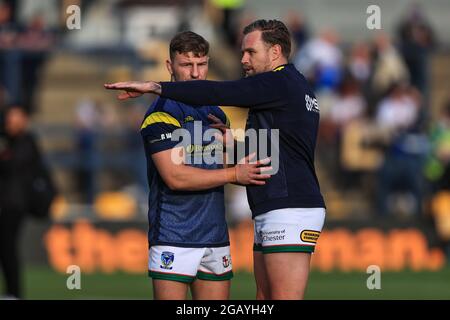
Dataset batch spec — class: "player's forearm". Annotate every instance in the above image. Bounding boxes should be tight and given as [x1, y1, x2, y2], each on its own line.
[224, 139, 247, 166]
[223, 147, 231, 168]
[167, 166, 236, 191]
[159, 73, 284, 109]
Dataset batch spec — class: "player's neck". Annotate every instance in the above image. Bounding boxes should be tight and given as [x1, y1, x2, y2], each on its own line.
[271, 59, 288, 70]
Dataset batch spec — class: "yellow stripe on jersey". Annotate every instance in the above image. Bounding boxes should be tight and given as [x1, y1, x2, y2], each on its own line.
[273, 66, 285, 72]
[225, 115, 231, 127]
[141, 112, 181, 129]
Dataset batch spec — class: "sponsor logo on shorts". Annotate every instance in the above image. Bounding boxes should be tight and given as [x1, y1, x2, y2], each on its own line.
[300, 230, 320, 244]
[160, 251, 174, 270]
[222, 255, 231, 268]
[260, 229, 286, 242]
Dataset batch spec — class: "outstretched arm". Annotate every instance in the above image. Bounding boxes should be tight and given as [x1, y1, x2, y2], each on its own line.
[104, 81, 162, 100]
[104, 71, 286, 109]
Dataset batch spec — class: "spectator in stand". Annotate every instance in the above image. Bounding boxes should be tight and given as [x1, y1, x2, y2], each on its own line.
[0, 1, 16, 48]
[123, 103, 148, 195]
[330, 73, 367, 130]
[375, 82, 428, 216]
[17, 14, 54, 113]
[286, 12, 309, 52]
[329, 73, 368, 187]
[348, 42, 373, 90]
[371, 32, 410, 99]
[0, 1, 20, 105]
[425, 100, 450, 192]
[209, 0, 244, 48]
[294, 28, 343, 91]
[0, 85, 7, 133]
[0, 105, 43, 299]
[74, 99, 101, 204]
[398, 3, 435, 96]
[425, 101, 450, 262]
[1, 5, 54, 114]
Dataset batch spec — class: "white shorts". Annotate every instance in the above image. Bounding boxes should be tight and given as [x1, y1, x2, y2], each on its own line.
[253, 208, 326, 254]
[148, 245, 233, 283]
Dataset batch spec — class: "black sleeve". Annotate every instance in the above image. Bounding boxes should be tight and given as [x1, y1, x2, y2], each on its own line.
[160, 71, 287, 110]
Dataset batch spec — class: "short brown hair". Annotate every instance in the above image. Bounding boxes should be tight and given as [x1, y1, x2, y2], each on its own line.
[243, 19, 291, 59]
[169, 31, 209, 60]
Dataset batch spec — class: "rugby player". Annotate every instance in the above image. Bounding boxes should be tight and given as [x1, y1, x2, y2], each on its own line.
[105, 20, 326, 300]
[135, 31, 271, 300]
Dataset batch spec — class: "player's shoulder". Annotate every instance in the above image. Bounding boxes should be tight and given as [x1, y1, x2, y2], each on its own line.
[142, 97, 184, 130]
[273, 63, 306, 81]
[284, 64, 316, 96]
[145, 97, 184, 119]
[251, 63, 297, 86]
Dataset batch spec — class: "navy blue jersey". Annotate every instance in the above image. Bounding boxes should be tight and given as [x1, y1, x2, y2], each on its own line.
[141, 97, 230, 247]
[160, 64, 326, 217]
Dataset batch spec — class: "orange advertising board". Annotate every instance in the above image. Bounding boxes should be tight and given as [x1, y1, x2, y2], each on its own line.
[43, 220, 446, 274]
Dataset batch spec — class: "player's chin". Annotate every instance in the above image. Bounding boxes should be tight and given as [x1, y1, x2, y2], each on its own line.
[245, 71, 254, 77]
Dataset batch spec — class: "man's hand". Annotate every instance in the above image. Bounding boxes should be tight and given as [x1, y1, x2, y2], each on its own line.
[104, 81, 161, 100]
[208, 113, 234, 150]
[234, 153, 272, 186]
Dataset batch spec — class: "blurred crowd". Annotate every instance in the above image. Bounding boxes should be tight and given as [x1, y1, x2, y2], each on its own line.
[73, 98, 148, 204]
[0, 0, 55, 114]
[289, 6, 448, 220]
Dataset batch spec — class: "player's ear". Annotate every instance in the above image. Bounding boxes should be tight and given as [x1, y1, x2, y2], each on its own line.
[270, 44, 282, 61]
[166, 59, 174, 77]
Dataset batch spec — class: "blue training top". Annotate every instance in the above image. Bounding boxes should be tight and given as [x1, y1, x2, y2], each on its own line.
[141, 97, 230, 248]
[160, 64, 326, 217]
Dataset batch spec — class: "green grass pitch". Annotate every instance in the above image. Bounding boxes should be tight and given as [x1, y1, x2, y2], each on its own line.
[2, 266, 449, 300]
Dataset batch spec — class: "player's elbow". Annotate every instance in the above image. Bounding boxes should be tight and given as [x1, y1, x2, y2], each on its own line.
[168, 182, 185, 191]
[157, 165, 188, 191]
[164, 177, 182, 191]
[164, 175, 189, 191]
